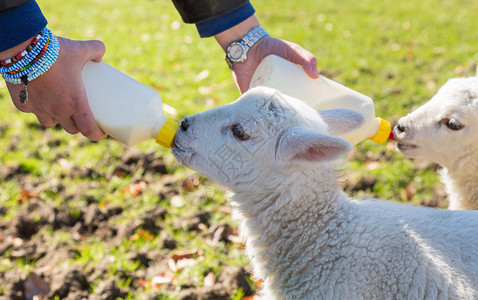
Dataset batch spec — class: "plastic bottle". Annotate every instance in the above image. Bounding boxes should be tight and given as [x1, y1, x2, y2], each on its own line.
[81, 61, 178, 147]
[249, 55, 391, 145]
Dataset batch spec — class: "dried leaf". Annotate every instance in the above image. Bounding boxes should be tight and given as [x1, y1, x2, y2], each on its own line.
[183, 175, 200, 191]
[255, 279, 263, 289]
[227, 226, 238, 236]
[365, 161, 382, 170]
[99, 200, 110, 209]
[218, 206, 233, 214]
[151, 273, 173, 290]
[243, 296, 260, 300]
[203, 272, 216, 287]
[130, 181, 147, 196]
[113, 170, 127, 178]
[227, 235, 245, 247]
[247, 273, 263, 291]
[136, 279, 148, 288]
[401, 182, 417, 201]
[24, 272, 50, 299]
[168, 257, 196, 272]
[168, 249, 202, 273]
[175, 258, 195, 271]
[17, 189, 38, 204]
[171, 249, 200, 260]
[137, 272, 177, 291]
[168, 258, 178, 273]
[129, 229, 154, 241]
[211, 226, 225, 244]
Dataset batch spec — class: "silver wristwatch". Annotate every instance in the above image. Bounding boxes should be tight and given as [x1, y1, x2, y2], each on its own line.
[225, 26, 269, 69]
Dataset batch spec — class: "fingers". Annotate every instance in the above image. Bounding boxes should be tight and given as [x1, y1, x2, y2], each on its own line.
[72, 99, 107, 141]
[57, 117, 80, 134]
[73, 113, 106, 141]
[284, 42, 319, 79]
[39, 105, 105, 140]
[301, 54, 319, 79]
[71, 39, 107, 140]
[35, 113, 58, 128]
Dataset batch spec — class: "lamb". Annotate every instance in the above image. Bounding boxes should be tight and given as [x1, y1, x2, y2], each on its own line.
[394, 76, 478, 210]
[172, 86, 478, 299]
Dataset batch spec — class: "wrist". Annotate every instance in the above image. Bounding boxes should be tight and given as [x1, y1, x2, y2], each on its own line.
[214, 16, 261, 52]
[1, 27, 60, 104]
[0, 36, 36, 61]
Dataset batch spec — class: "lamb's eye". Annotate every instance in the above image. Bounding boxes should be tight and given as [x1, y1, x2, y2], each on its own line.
[231, 124, 250, 141]
[445, 118, 464, 131]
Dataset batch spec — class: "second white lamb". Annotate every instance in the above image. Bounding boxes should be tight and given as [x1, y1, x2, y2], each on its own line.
[394, 76, 478, 210]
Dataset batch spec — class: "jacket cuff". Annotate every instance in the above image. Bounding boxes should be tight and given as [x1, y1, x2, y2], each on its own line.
[0, 0, 47, 52]
[196, 3, 255, 38]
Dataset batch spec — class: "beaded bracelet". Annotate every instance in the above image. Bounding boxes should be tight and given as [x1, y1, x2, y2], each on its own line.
[2, 35, 59, 102]
[0, 30, 43, 67]
[0, 27, 60, 104]
[5, 37, 50, 76]
[1, 28, 50, 73]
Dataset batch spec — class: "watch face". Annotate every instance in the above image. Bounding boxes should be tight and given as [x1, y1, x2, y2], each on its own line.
[228, 43, 245, 61]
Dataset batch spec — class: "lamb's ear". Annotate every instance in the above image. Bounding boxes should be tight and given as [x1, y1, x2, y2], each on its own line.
[317, 109, 364, 137]
[276, 126, 352, 163]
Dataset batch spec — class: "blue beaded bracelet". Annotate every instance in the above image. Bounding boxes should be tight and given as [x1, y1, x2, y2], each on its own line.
[0, 27, 60, 104]
[2, 35, 59, 83]
[1, 28, 50, 73]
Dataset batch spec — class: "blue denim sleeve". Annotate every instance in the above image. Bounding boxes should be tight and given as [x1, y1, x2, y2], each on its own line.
[0, 0, 47, 52]
[195, 2, 255, 38]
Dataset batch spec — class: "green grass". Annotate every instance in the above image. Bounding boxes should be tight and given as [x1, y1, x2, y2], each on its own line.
[1, 0, 478, 298]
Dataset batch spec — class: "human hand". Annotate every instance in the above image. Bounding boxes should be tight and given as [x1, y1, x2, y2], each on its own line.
[5, 36, 107, 141]
[231, 36, 318, 93]
[214, 16, 318, 93]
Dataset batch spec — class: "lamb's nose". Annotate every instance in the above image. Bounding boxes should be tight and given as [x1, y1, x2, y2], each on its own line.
[395, 123, 406, 133]
[180, 118, 190, 131]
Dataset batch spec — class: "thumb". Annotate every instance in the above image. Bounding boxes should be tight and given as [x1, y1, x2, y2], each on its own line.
[82, 39, 106, 63]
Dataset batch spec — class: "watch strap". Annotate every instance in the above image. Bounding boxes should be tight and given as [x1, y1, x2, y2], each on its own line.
[225, 26, 269, 69]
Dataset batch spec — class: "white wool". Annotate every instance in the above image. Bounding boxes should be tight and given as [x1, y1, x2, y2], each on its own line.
[395, 76, 478, 210]
[173, 86, 478, 299]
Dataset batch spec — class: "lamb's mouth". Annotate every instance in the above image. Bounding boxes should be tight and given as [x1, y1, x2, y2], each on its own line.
[171, 143, 195, 165]
[397, 143, 417, 150]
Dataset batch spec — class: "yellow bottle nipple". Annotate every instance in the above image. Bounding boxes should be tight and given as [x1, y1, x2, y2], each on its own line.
[369, 117, 391, 144]
[156, 119, 179, 148]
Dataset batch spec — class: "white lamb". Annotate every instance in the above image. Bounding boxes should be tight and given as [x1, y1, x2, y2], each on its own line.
[172, 86, 478, 299]
[394, 76, 478, 210]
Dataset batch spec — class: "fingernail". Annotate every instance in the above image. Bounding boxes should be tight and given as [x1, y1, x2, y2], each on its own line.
[313, 68, 320, 77]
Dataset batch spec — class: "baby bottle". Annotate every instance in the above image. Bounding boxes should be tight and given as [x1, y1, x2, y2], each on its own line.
[249, 55, 391, 145]
[81, 61, 178, 147]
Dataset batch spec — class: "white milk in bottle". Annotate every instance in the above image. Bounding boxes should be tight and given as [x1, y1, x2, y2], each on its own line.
[249, 55, 391, 145]
[81, 61, 178, 147]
